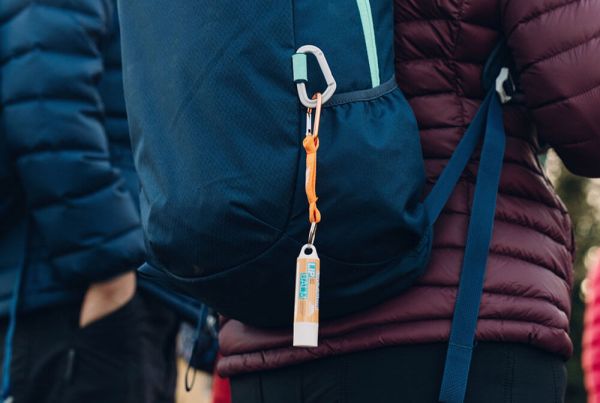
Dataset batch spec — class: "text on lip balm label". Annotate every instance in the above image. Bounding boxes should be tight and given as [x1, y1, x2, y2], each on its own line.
[295, 257, 320, 322]
[299, 273, 309, 300]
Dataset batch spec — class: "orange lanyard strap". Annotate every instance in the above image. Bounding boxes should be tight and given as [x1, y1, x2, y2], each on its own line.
[303, 93, 322, 225]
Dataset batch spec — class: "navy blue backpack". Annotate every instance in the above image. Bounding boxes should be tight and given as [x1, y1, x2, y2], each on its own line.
[119, 1, 514, 401]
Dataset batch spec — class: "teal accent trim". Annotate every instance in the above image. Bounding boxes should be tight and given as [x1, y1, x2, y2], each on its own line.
[356, 0, 380, 87]
[292, 53, 308, 83]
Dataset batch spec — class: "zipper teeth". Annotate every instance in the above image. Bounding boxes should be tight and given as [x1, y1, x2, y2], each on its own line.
[356, 0, 380, 88]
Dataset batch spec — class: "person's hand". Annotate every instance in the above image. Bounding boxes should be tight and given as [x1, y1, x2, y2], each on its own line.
[79, 271, 136, 328]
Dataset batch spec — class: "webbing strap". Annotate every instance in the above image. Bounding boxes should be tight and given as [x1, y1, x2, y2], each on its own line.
[424, 91, 493, 224]
[436, 92, 506, 403]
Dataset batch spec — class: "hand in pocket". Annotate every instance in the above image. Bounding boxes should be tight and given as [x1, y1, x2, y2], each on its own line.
[79, 271, 136, 328]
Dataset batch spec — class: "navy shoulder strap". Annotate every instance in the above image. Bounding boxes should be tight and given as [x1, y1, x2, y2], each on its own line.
[436, 92, 505, 403]
[424, 41, 509, 403]
[423, 92, 493, 225]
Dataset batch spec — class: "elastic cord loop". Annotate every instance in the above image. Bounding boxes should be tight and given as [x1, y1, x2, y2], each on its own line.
[303, 93, 322, 225]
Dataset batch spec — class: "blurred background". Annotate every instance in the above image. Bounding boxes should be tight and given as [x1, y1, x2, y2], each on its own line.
[175, 360, 212, 403]
[545, 151, 600, 403]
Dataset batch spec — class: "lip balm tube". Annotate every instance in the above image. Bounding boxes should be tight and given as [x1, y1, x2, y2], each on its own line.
[293, 244, 320, 347]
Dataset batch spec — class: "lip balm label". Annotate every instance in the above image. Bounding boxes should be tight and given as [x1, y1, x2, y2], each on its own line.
[293, 245, 320, 347]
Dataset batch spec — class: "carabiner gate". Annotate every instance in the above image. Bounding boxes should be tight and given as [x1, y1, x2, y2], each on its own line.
[305, 109, 312, 136]
[305, 93, 322, 138]
[307, 222, 317, 245]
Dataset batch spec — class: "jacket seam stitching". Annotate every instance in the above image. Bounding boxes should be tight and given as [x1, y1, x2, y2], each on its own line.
[31, 176, 126, 211]
[445, 2, 470, 233]
[396, 18, 497, 32]
[435, 244, 570, 284]
[13, 148, 108, 165]
[425, 150, 554, 179]
[432, 181, 569, 213]
[506, 0, 582, 39]
[533, 79, 600, 111]
[420, 280, 570, 313]
[494, 211, 570, 246]
[435, 244, 571, 294]
[441, 206, 570, 246]
[522, 29, 600, 73]
[224, 317, 570, 361]
[3, 94, 102, 109]
[1, 46, 98, 68]
[475, 187, 567, 213]
[49, 224, 140, 260]
[30, 2, 100, 22]
[399, 58, 482, 66]
[432, 245, 572, 297]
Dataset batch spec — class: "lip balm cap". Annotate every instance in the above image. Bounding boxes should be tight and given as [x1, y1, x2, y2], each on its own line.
[293, 322, 319, 347]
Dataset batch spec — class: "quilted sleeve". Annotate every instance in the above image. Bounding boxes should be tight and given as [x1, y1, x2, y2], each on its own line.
[501, 0, 600, 177]
[0, 0, 144, 284]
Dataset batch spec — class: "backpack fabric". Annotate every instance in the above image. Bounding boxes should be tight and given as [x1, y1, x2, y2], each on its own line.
[119, 1, 508, 401]
[125, 0, 430, 326]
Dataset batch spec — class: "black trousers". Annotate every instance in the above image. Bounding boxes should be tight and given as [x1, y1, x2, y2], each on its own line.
[0, 290, 179, 403]
[231, 342, 566, 403]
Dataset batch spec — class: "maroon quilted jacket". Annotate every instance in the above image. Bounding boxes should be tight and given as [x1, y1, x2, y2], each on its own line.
[218, 0, 600, 376]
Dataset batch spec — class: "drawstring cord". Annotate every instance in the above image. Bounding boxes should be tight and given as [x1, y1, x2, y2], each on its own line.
[1, 269, 20, 403]
[303, 93, 323, 246]
[184, 305, 209, 392]
[1, 220, 28, 403]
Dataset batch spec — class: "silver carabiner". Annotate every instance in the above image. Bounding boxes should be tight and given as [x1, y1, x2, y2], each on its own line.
[295, 45, 337, 109]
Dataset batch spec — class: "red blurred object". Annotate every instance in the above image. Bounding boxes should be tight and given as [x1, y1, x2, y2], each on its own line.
[583, 251, 600, 403]
[212, 355, 232, 403]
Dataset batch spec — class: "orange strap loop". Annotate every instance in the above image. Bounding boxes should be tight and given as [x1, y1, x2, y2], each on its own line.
[303, 93, 322, 224]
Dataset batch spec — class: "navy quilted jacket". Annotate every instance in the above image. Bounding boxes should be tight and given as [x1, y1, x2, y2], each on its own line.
[0, 0, 145, 315]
